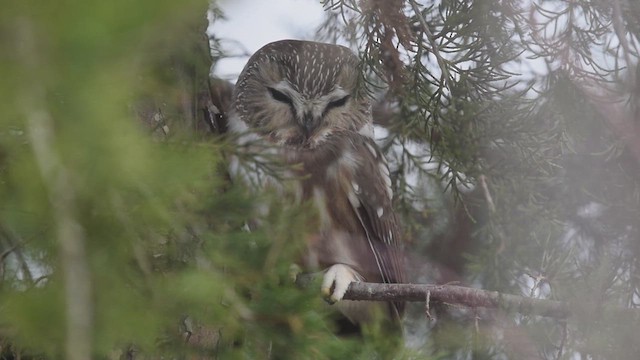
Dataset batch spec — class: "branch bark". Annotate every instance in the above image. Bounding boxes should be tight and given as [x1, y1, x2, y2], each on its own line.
[296, 274, 640, 321]
[342, 281, 570, 318]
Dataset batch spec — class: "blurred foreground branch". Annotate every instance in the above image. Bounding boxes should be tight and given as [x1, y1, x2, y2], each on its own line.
[18, 20, 93, 360]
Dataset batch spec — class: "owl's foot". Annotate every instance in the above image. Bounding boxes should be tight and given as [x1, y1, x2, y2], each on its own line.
[321, 264, 362, 304]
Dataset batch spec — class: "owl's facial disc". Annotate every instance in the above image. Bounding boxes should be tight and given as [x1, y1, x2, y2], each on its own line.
[266, 82, 351, 147]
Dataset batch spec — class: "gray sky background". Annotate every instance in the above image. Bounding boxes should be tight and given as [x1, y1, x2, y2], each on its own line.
[208, 0, 325, 81]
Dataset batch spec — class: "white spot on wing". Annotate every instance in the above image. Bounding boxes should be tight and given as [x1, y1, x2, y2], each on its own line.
[379, 161, 393, 199]
[352, 181, 360, 193]
[379, 161, 390, 177]
[365, 142, 378, 158]
[376, 207, 384, 217]
[385, 184, 393, 200]
[347, 190, 360, 209]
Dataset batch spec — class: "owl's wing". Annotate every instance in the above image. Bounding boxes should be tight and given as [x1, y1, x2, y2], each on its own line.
[347, 136, 406, 287]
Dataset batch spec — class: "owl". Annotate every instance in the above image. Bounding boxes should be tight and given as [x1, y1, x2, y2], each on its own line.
[228, 40, 405, 322]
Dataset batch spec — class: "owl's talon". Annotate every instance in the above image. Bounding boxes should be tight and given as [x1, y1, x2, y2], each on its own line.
[321, 264, 362, 303]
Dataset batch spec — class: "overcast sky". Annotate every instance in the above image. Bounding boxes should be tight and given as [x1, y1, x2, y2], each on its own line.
[208, 0, 326, 81]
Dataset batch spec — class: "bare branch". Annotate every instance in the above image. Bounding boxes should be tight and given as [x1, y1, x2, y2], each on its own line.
[296, 272, 569, 318]
[296, 274, 638, 321]
[342, 281, 571, 318]
[478, 174, 496, 213]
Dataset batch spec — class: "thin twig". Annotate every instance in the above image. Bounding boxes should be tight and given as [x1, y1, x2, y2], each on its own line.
[479, 174, 496, 213]
[408, 0, 455, 92]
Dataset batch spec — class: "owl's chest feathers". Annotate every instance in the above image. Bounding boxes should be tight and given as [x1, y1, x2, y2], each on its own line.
[285, 144, 366, 271]
[286, 141, 361, 231]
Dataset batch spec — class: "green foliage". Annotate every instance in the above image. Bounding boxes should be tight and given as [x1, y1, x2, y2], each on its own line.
[1, 1, 222, 356]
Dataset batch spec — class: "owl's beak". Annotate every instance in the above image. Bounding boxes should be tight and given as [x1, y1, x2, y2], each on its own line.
[301, 112, 319, 139]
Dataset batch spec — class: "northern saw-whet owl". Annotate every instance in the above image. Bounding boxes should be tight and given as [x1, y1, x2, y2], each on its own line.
[229, 40, 405, 323]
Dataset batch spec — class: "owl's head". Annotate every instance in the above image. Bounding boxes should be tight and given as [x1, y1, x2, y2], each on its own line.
[231, 40, 372, 148]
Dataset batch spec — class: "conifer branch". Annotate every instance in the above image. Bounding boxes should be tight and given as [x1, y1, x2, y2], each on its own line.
[408, 0, 454, 92]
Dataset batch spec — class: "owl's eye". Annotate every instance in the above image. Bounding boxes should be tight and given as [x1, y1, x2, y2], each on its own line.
[325, 95, 350, 114]
[267, 87, 294, 106]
